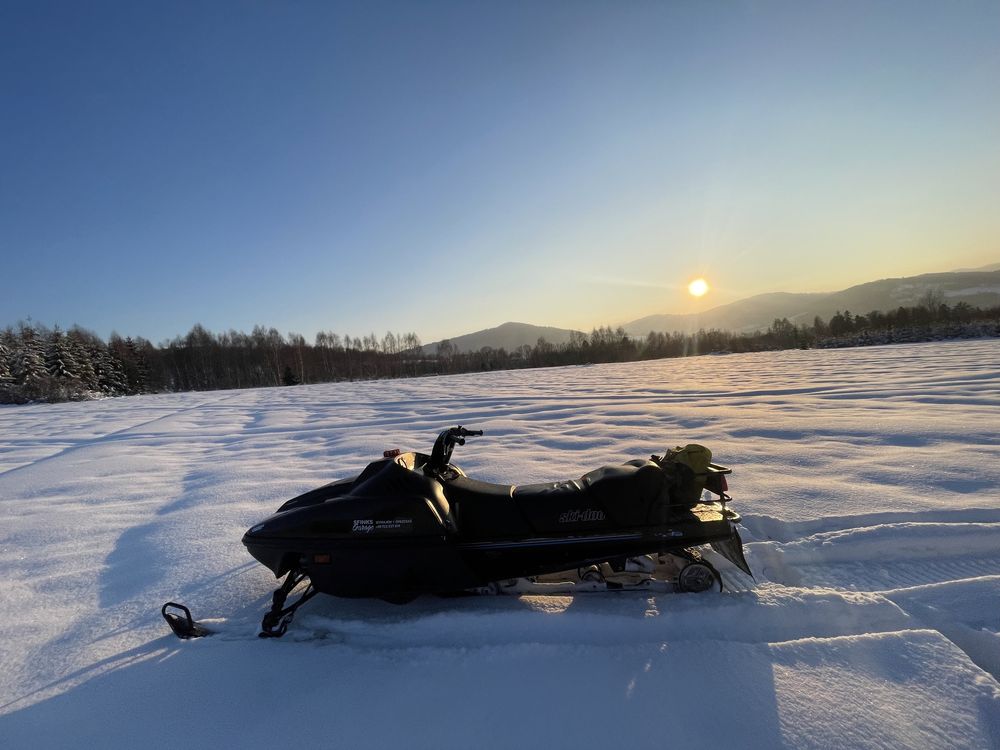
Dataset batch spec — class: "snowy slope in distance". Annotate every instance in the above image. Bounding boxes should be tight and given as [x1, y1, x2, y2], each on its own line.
[1, 339, 999, 749]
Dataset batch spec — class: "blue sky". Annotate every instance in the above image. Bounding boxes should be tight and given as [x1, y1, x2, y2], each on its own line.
[2, 1, 998, 344]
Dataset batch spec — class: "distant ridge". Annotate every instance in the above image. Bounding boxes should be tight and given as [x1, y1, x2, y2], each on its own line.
[425, 268, 1000, 352]
[622, 269, 1000, 336]
[421, 321, 581, 355]
[952, 261, 1000, 272]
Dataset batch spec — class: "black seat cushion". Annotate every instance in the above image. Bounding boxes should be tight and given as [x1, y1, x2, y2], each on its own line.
[445, 461, 674, 537]
[581, 461, 669, 526]
[513, 460, 669, 533]
[443, 477, 530, 540]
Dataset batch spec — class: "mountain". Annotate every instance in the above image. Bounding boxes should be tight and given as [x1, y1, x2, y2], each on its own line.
[623, 270, 1000, 336]
[421, 321, 582, 354]
[953, 261, 1000, 272]
[626, 291, 826, 336]
[423, 269, 1000, 352]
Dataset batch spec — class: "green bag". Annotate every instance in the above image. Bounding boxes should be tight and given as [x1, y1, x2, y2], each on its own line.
[656, 443, 712, 504]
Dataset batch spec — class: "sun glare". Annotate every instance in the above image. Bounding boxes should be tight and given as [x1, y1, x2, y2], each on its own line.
[688, 278, 709, 297]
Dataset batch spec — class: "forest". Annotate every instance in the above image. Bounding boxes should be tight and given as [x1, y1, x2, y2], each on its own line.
[1, 297, 997, 404]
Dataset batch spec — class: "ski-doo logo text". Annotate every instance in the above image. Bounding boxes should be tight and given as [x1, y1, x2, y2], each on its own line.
[352, 519, 375, 533]
[558, 509, 606, 523]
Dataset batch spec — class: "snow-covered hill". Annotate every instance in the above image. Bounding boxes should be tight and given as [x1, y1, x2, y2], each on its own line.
[421, 320, 581, 354]
[624, 269, 1000, 335]
[2, 340, 999, 748]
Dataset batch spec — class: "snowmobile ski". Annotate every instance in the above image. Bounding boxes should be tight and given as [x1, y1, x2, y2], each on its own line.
[161, 602, 212, 639]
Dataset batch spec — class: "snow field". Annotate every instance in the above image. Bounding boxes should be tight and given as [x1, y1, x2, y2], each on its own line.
[1, 339, 999, 748]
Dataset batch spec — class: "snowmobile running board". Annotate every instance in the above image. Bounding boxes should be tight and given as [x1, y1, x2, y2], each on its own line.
[161, 602, 212, 639]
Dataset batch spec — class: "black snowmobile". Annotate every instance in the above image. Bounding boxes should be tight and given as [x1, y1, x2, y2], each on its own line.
[163, 426, 751, 639]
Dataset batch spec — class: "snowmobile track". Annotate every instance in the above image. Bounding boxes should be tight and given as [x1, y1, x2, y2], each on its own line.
[739, 514, 1000, 684]
[789, 556, 1000, 591]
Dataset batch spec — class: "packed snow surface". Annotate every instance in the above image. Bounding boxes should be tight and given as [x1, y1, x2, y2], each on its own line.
[2, 340, 999, 748]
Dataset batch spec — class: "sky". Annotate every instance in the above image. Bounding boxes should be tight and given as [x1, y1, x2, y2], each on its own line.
[2, 1, 998, 345]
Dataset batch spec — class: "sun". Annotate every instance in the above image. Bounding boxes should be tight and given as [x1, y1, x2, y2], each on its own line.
[688, 278, 709, 297]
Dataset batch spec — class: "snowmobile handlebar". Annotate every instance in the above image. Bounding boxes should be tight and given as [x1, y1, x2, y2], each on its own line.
[428, 426, 484, 475]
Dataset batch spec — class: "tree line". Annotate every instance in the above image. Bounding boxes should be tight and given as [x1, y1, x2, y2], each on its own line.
[0, 323, 427, 404]
[435, 295, 999, 373]
[1, 294, 997, 404]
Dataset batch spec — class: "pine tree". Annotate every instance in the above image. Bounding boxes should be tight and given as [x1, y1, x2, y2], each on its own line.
[91, 343, 127, 395]
[45, 328, 79, 379]
[119, 336, 146, 394]
[132, 339, 151, 393]
[11, 327, 47, 387]
[110, 356, 129, 394]
[0, 341, 14, 387]
[0, 330, 18, 402]
[67, 330, 98, 391]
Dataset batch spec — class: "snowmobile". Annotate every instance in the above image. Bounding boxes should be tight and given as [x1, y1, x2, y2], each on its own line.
[163, 426, 751, 639]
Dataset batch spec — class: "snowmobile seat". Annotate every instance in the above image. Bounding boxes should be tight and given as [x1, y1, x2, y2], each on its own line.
[513, 460, 669, 532]
[443, 477, 531, 540]
[581, 460, 669, 526]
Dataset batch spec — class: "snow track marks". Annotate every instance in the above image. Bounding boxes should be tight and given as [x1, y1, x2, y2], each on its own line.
[742, 512, 1000, 681]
